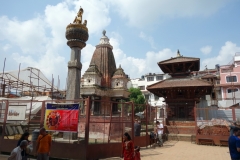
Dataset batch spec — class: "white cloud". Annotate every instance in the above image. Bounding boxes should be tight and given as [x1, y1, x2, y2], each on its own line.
[109, 0, 228, 27]
[139, 31, 156, 49]
[0, 16, 48, 54]
[3, 44, 11, 51]
[110, 36, 176, 78]
[200, 45, 212, 55]
[202, 41, 240, 69]
[72, 0, 111, 35]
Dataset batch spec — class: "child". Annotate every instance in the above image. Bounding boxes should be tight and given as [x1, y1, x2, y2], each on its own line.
[134, 146, 141, 160]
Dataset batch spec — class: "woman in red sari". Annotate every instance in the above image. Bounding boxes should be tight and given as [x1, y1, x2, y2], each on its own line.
[122, 132, 135, 160]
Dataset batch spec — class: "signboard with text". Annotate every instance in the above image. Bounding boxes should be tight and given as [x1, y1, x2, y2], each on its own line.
[44, 103, 79, 132]
[7, 105, 26, 120]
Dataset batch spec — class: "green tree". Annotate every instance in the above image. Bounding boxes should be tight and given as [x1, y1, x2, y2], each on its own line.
[128, 87, 146, 113]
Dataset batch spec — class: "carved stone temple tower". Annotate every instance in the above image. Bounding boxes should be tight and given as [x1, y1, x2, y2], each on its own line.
[80, 30, 130, 115]
[65, 7, 88, 100]
[78, 30, 130, 139]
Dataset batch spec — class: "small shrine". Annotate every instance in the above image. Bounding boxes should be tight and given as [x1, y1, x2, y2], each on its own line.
[147, 50, 213, 135]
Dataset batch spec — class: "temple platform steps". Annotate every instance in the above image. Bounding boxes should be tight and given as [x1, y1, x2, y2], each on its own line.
[167, 134, 196, 142]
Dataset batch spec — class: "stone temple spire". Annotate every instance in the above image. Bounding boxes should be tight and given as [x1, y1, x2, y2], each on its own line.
[90, 30, 116, 88]
[99, 30, 111, 45]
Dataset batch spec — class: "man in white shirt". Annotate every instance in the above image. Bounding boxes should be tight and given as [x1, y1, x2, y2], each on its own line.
[8, 140, 28, 160]
[156, 121, 163, 146]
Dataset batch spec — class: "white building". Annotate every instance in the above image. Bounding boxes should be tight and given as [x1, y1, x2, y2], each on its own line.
[130, 73, 170, 111]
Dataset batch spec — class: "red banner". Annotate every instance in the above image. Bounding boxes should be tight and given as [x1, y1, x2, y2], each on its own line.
[44, 103, 79, 132]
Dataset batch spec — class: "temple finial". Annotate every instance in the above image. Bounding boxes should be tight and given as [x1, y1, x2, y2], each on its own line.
[177, 50, 181, 57]
[103, 30, 106, 36]
[99, 30, 110, 45]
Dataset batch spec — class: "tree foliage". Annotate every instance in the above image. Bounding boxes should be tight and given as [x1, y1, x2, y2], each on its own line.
[128, 87, 146, 113]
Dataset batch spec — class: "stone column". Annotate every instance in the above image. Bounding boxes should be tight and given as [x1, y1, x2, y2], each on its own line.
[64, 7, 89, 140]
[66, 47, 82, 100]
[64, 48, 83, 140]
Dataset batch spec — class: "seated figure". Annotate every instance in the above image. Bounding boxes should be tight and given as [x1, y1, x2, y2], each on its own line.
[73, 8, 83, 24]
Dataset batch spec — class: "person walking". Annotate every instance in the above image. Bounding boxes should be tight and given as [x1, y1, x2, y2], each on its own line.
[228, 128, 240, 160]
[17, 132, 31, 160]
[122, 132, 135, 160]
[155, 121, 163, 146]
[8, 140, 28, 160]
[36, 128, 52, 160]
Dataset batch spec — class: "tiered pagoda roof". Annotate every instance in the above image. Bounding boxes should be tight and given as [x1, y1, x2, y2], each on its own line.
[147, 77, 212, 89]
[158, 50, 199, 77]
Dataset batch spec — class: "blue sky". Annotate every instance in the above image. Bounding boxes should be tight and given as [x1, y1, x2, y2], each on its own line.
[1, 0, 240, 89]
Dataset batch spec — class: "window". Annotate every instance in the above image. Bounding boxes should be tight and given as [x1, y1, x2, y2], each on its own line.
[226, 76, 237, 82]
[139, 86, 145, 90]
[112, 103, 118, 113]
[154, 95, 159, 101]
[147, 77, 154, 81]
[93, 101, 100, 115]
[227, 88, 238, 93]
[156, 76, 163, 80]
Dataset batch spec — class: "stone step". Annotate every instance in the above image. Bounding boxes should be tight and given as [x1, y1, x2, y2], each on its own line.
[168, 134, 195, 142]
[166, 126, 195, 134]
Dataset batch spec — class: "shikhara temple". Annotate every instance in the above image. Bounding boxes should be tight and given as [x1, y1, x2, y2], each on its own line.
[147, 50, 213, 136]
[80, 30, 130, 115]
[78, 30, 130, 139]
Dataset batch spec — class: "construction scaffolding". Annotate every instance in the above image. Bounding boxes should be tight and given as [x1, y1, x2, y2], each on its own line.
[0, 59, 65, 99]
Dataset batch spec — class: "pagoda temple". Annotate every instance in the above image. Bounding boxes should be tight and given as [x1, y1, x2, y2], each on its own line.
[147, 50, 213, 136]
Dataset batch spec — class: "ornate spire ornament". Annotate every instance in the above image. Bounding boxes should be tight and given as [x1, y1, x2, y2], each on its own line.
[99, 30, 111, 45]
[177, 50, 181, 57]
[66, 7, 88, 49]
[103, 30, 106, 36]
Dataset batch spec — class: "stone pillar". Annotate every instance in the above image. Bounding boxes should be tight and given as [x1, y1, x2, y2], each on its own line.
[64, 7, 89, 140]
[66, 47, 82, 100]
[64, 48, 82, 140]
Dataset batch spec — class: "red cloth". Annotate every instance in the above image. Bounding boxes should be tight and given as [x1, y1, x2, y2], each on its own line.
[122, 140, 134, 160]
[134, 151, 141, 160]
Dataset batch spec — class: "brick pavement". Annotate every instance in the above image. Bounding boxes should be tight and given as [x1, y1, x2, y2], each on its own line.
[0, 141, 231, 160]
[100, 141, 231, 160]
